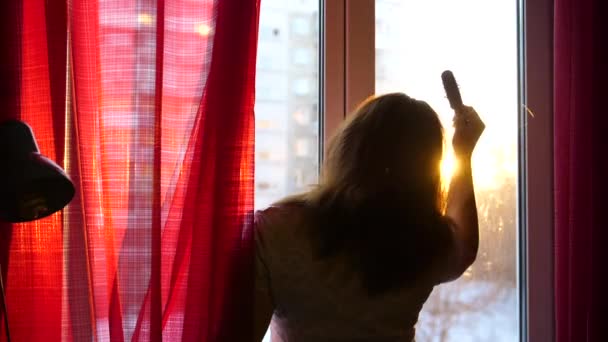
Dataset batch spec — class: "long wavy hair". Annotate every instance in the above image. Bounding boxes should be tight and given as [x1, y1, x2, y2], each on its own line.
[283, 93, 452, 295]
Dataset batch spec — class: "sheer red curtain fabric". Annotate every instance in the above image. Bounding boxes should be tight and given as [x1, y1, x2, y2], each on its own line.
[0, 0, 67, 340]
[0, 0, 259, 340]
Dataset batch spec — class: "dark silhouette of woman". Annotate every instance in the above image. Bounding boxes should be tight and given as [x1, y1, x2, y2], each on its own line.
[254, 93, 485, 341]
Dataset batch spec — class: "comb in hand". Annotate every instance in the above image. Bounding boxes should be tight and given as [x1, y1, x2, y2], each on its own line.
[441, 70, 463, 110]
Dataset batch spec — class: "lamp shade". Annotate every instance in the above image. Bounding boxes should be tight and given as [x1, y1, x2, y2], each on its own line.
[0, 120, 75, 222]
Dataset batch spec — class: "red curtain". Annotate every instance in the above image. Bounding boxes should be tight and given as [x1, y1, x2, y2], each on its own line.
[554, 0, 608, 341]
[0, 0, 259, 340]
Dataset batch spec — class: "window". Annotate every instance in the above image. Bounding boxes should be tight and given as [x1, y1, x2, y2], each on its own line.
[376, 1, 519, 340]
[254, 2, 320, 213]
[291, 16, 312, 36]
[256, 0, 556, 340]
[292, 78, 311, 96]
[292, 47, 314, 66]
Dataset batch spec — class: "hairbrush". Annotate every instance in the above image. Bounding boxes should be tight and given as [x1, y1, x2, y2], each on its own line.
[441, 70, 463, 110]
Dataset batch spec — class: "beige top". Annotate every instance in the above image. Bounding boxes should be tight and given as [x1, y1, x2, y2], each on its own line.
[254, 203, 440, 342]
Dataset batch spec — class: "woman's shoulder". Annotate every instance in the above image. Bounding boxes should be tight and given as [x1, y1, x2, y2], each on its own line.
[254, 196, 316, 266]
[254, 196, 312, 234]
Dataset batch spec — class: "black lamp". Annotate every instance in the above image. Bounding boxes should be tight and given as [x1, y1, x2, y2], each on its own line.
[0, 119, 75, 222]
[0, 119, 75, 341]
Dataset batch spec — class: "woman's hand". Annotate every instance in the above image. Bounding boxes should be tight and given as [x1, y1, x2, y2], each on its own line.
[452, 106, 485, 158]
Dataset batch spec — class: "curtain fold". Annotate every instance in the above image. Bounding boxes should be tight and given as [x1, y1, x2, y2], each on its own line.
[0, 1, 22, 340]
[554, 0, 608, 341]
[179, 0, 258, 339]
[0, 0, 259, 340]
[0, 0, 67, 340]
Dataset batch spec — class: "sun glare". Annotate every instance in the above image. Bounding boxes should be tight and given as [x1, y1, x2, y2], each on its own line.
[440, 147, 515, 191]
[440, 151, 458, 190]
[195, 23, 213, 37]
[137, 13, 154, 25]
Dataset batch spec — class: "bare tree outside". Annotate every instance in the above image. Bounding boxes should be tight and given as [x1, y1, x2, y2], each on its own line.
[417, 177, 517, 341]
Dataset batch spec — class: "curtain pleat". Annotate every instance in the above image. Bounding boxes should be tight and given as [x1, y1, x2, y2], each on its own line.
[554, 0, 608, 341]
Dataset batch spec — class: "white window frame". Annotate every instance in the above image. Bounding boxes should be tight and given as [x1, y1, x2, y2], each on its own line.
[320, 0, 555, 340]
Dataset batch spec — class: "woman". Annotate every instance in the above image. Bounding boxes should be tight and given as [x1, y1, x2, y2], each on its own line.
[254, 93, 485, 341]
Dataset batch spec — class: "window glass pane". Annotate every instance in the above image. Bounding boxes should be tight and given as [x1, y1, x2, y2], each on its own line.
[255, 0, 320, 228]
[376, 1, 519, 341]
[256, 1, 320, 339]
